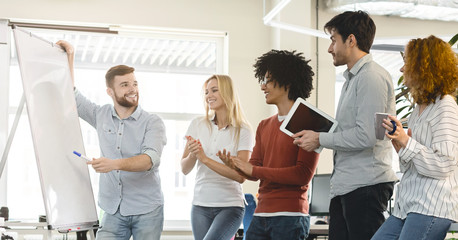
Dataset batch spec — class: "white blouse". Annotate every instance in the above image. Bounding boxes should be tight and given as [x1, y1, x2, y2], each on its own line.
[393, 95, 458, 221]
[185, 117, 255, 207]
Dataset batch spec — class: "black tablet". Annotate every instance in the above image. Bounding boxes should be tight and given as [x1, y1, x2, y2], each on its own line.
[280, 98, 338, 153]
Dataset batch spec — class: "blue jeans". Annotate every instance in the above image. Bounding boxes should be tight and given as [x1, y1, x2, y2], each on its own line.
[96, 205, 163, 240]
[371, 213, 453, 240]
[191, 205, 245, 240]
[245, 215, 310, 240]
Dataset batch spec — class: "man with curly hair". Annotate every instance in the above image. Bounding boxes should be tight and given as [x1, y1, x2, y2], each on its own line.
[228, 50, 319, 239]
[293, 11, 398, 240]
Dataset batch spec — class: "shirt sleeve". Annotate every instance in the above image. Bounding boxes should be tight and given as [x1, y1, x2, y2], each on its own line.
[142, 114, 167, 168]
[237, 125, 255, 152]
[247, 122, 264, 181]
[185, 117, 201, 140]
[398, 100, 458, 179]
[252, 150, 319, 186]
[74, 89, 100, 128]
[320, 71, 392, 151]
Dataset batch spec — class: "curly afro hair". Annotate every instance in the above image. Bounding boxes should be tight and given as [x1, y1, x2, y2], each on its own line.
[253, 50, 314, 101]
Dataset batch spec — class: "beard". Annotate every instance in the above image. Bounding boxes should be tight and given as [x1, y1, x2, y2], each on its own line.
[114, 91, 139, 108]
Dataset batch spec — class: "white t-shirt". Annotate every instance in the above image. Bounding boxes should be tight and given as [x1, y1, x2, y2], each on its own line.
[185, 117, 254, 207]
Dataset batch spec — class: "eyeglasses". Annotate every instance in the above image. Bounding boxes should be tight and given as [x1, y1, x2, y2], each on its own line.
[259, 77, 272, 86]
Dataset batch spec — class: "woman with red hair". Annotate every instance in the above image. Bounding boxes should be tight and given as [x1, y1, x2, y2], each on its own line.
[372, 35, 458, 240]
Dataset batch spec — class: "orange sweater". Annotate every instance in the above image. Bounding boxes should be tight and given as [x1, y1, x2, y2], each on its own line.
[250, 115, 319, 214]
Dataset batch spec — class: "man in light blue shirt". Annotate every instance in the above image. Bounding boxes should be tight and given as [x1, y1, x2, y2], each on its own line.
[57, 40, 167, 240]
[293, 11, 397, 240]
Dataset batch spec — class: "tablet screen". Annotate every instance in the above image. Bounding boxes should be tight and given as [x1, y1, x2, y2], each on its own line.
[285, 103, 335, 133]
[280, 98, 338, 153]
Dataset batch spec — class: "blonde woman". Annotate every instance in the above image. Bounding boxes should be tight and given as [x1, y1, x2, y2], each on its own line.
[181, 75, 254, 240]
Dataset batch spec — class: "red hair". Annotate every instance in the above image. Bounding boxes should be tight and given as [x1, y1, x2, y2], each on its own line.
[404, 35, 458, 104]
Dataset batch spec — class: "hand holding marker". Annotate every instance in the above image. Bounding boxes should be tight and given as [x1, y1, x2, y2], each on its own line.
[73, 150, 91, 161]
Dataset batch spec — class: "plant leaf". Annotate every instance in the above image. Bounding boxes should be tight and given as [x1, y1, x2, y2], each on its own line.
[396, 99, 406, 104]
[396, 105, 409, 115]
[449, 33, 458, 46]
[400, 111, 412, 120]
[397, 75, 404, 85]
[395, 87, 410, 100]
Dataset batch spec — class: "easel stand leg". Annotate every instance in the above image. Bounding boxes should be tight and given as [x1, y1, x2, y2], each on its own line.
[0, 94, 25, 179]
[47, 229, 52, 240]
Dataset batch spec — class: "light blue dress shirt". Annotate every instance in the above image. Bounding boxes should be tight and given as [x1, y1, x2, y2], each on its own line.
[75, 89, 167, 216]
[319, 54, 398, 198]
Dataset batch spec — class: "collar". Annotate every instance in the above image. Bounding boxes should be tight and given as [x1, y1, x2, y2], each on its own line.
[210, 114, 229, 130]
[343, 54, 372, 81]
[111, 105, 142, 120]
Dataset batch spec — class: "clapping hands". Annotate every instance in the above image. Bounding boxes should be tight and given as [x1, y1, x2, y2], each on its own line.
[185, 136, 206, 161]
[217, 149, 234, 168]
[217, 149, 253, 177]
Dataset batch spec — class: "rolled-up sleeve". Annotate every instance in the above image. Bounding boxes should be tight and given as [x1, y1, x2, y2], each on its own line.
[74, 89, 100, 128]
[142, 115, 167, 168]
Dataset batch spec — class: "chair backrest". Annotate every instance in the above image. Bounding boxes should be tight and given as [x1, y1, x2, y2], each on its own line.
[243, 193, 256, 230]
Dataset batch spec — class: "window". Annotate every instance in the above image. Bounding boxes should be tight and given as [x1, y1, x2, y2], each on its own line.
[4, 24, 227, 223]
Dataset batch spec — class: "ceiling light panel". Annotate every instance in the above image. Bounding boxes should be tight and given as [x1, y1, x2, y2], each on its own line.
[326, 0, 458, 22]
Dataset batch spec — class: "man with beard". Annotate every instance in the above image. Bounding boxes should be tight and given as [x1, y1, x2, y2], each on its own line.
[57, 40, 167, 240]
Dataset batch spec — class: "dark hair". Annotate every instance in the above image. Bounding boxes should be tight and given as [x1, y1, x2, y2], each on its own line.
[253, 50, 314, 101]
[105, 65, 135, 87]
[324, 10, 375, 53]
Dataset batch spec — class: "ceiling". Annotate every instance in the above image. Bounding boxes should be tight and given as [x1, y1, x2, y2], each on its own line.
[326, 0, 458, 22]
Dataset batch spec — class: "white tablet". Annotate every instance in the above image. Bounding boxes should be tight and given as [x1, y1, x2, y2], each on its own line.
[280, 98, 338, 153]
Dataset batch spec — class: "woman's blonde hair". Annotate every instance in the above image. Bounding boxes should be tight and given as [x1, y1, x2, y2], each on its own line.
[203, 75, 251, 148]
[404, 35, 458, 104]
